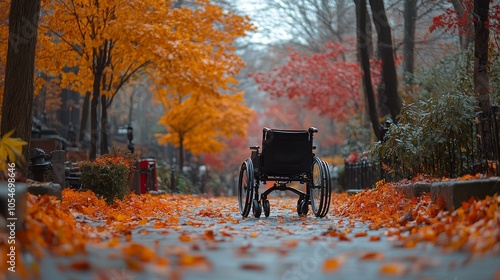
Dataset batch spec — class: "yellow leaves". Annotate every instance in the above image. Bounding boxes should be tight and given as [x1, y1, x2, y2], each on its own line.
[156, 90, 254, 155]
[0, 129, 27, 173]
[36, 0, 255, 126]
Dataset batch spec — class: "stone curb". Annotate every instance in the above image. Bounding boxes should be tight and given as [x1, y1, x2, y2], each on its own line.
[148, 190, 167, 196]
[26, 180, 63, 201]
[397, 177, 500, 210]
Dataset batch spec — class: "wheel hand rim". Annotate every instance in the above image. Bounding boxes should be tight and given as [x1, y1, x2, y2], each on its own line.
[239, 167, 248, 213]
[311, 159, 323, 214]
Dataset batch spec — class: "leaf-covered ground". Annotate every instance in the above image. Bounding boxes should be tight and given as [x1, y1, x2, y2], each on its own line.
[1, 180, 499, 279]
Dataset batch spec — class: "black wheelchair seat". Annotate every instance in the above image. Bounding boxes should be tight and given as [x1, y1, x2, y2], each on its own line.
[237, 127, 331, 218]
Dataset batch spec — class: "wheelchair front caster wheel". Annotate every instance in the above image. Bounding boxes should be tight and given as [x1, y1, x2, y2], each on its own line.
[253, 199, 262, 218]
[262, 199, 270, 217]
[297, 198, 308, 216]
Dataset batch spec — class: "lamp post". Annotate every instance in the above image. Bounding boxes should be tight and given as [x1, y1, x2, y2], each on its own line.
[127, 124, 134, 153]
[68, 122, 76, 146]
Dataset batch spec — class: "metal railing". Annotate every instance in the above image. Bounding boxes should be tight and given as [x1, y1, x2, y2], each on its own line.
[344, 106, 500, 189]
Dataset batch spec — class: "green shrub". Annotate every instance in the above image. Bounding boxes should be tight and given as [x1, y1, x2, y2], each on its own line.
[105, 147, 139, 189]
[373, 92, 476, 178]
[79, 151, 134, 204]
[411, 45, 499, 105]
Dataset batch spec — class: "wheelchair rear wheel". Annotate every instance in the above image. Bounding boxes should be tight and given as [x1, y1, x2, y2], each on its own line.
[310, 157, 331, 217]
[238, 159, 254, 217]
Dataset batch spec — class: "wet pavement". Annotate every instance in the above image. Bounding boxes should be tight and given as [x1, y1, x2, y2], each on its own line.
[11, 196, 500, 280]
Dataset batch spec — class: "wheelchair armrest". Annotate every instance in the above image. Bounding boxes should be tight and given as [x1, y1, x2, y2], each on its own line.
[309, 127, 318, 133]
[250, 145, 260, 151]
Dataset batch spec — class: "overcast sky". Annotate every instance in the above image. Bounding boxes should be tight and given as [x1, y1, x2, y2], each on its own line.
[235, 0, 293, 45]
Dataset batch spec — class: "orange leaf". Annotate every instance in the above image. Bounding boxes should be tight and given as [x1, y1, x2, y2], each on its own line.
[122, 243, 156, 262]
[322, 257, 344, 273]
[354, 231, 368, 237]
[359, 252, 384, 261]
[179, 254, 212, 270]
[155, 257, 169, 266]
[204, 230, 215, 241]
[107, 237, 120, 247]
[379, 262, 407, 276]
[179, 233, 193, 242]
[241, 263, 266, 271]
[369, 235, 381, 242]
[282, 239, 299, 248]
[125, 258, 144, 272]
[338, 232, 351, 241]
[70, 260, 91, 270]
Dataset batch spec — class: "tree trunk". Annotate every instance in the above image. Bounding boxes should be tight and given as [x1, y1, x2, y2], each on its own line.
[100, 94, 109, 155]
[178, 134, 184, 172]
[474, 0, 490, 113]
[403, 0, 418, 87]
[356, 0, 380, 141]
[79, 91, 91, 144]
[89, 74, 101, 160]
[365, 5, 374, 57]
[369, 0, 402, 122]
[1, 0, 41, 171]
[473, 0, 491, 163]
[376, 49, 390, 118]
[451, 0, 474, 50]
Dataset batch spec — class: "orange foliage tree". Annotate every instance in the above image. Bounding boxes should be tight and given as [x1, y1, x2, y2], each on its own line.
[36, 0, 254, 159]
[156, 91, 254, 171]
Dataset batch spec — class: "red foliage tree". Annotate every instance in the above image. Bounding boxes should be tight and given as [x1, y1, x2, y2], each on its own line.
[430, 0, 500, 38]
[251, 43, 382, 122]
[203, 135, 249, 172]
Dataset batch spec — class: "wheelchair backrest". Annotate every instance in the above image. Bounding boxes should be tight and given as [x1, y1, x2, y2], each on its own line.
[261, 129, 313, 175]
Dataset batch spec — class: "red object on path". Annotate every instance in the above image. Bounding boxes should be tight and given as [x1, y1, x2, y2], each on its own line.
[136, 158, 158, 194]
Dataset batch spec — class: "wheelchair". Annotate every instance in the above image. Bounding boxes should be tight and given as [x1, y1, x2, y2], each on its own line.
[238, 127, 332, 218]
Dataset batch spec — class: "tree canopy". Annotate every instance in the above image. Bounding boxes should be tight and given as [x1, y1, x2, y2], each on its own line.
[33, 0, 254, 159]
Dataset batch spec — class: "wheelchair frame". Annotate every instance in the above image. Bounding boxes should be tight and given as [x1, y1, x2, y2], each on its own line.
[238, 127, 332, 218]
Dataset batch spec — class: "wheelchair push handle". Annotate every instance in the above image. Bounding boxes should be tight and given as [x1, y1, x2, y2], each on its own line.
[308, 127, 318, 134]
[308, 127, 318, 141]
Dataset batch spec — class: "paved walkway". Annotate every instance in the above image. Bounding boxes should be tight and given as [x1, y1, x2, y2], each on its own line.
[11, 196, 500, 280]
